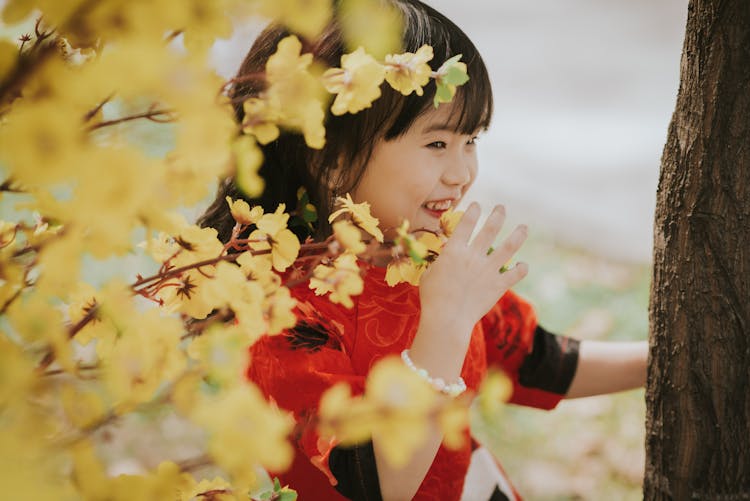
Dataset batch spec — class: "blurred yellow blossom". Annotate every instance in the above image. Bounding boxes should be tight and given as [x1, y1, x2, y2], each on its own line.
[60, 383, 106, 429]
[266, 35, 327, 149]
[323, 47, 386, 115]
[242, 97, 281, 144]
[188, 323, 249, 389]
[265, 285, 298, 334]
[253, 0, 332, 41]
[236, 250, 278, 293]
[310, 252, 363, 308]
[329, 193, 384, 242]
[103, 309, 186, 411]
[367, 357, 437, 467]
[338, 0, 403, 60]
[333, 220, 366, 254]
[232, 134, 265, 198]
[179, 476, 236, 501]
[385, 45, 434, 96]
[318, 382, 375, 445]
[439, 209, 463, 237]
[477, 370, 513, 418]
[191, 385, 295, 489]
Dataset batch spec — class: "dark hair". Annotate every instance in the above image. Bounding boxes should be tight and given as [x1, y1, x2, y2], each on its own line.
[198, 0, 493, 243]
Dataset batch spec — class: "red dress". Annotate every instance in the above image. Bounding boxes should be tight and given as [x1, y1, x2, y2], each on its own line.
[247, 261, 578, 500]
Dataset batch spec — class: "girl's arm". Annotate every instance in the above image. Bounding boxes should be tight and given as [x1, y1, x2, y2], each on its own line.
[373, 204, 529, 501]
[565, 339, 648, 398]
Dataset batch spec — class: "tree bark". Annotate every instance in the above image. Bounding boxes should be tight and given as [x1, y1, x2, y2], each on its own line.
[645, 0, 750, 499]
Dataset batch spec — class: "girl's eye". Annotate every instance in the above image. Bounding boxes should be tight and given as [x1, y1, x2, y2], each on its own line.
[467, 136, 479, 146]
[427, 141, 447, 149]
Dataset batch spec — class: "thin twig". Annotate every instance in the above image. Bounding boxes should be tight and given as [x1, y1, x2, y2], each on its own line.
[86, 107, 175, 131]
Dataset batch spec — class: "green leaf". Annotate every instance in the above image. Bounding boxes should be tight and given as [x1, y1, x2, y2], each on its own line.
[433, 54, 469, 107]
[444, 65, 469, 86]
[407, 245, 426, 264]
[273, 477, 282, 491]
[278, 491, 298, 501]
[302, 203, 317, 223]
[433, 83, 454, 107]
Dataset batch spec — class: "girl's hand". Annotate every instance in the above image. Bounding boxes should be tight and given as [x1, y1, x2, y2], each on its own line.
[418, 202, 529, 342]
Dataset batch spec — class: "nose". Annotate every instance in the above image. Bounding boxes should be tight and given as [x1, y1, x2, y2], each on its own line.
[441, 151, 475, 188]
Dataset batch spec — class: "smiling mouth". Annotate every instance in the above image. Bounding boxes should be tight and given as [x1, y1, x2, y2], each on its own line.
[422, 199, 453, 217]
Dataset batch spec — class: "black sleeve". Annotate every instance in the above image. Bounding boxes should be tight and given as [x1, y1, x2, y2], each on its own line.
[518, 325, 580, 395]
[328, 441, 383, 501]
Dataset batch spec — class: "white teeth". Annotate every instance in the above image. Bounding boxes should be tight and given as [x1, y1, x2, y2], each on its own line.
[424, 200, 452, 211]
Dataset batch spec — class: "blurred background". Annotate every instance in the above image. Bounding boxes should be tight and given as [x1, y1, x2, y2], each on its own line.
[211, 3, 689, 497]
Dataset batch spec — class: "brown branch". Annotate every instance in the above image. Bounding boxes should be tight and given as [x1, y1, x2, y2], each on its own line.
[83, 93, 114, 122]
[86, 107, 175, 131]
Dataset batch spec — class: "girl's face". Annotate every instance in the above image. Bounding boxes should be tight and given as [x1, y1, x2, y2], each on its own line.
[350, 104, 479, 237]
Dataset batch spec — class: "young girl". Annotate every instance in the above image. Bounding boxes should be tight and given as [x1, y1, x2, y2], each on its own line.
[199, 1, 648, 499]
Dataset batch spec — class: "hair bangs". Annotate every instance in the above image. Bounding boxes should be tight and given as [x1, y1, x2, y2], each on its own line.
[382, 0, 493, 139]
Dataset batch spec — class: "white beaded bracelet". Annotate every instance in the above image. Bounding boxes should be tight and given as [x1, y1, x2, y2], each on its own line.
[400, 349, 467, 398]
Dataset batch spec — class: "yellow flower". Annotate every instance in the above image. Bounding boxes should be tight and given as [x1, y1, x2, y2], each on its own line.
[253, 0, 332, 41]
[338, 0, 403, 60]
[266, 35, 327, 149]
[190, 385, 295, 488]
[309, 252, 363, 308]
[179, 476, 235, 501]
[236, 250, 278, 293]
[318, 382, 376, 445]
[323, 47, 386, 115]
[385, 45, 434, 96]
[477, 370, 512, 419]
[385, 257, 424, 286]
[187, 323, 249, 389]
[242, 97, 281, 144]
[395, 220, 428, 262]
[225, 196, 264, 226]
[61, 383, 106, 429]
[366, 357, 437, 467]
[438, 399, 470, 450]
[249, 204, 301, 272]
[333, 220, 366, 254]
[329, 193, 384, 242]
[439, 209, 463, 238]
[233, 134, 265, 198]
[103, 310, 186, 411]
[265, 285, 298, 335]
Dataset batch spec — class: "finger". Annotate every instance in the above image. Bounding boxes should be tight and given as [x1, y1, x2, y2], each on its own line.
[470, 204, 506, 254]
[496, 261, 529, 289]
[446, 202, 480, 245]
[488, 224, 528, 270]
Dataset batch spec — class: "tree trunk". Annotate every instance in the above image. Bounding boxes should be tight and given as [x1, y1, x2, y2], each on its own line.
[644, 0, 750, 499]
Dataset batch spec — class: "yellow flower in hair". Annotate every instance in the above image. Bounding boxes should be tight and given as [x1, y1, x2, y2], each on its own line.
[329, 193, 384, 242]
[384, 45, 434, 96]
[323, 47, 386, 115]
